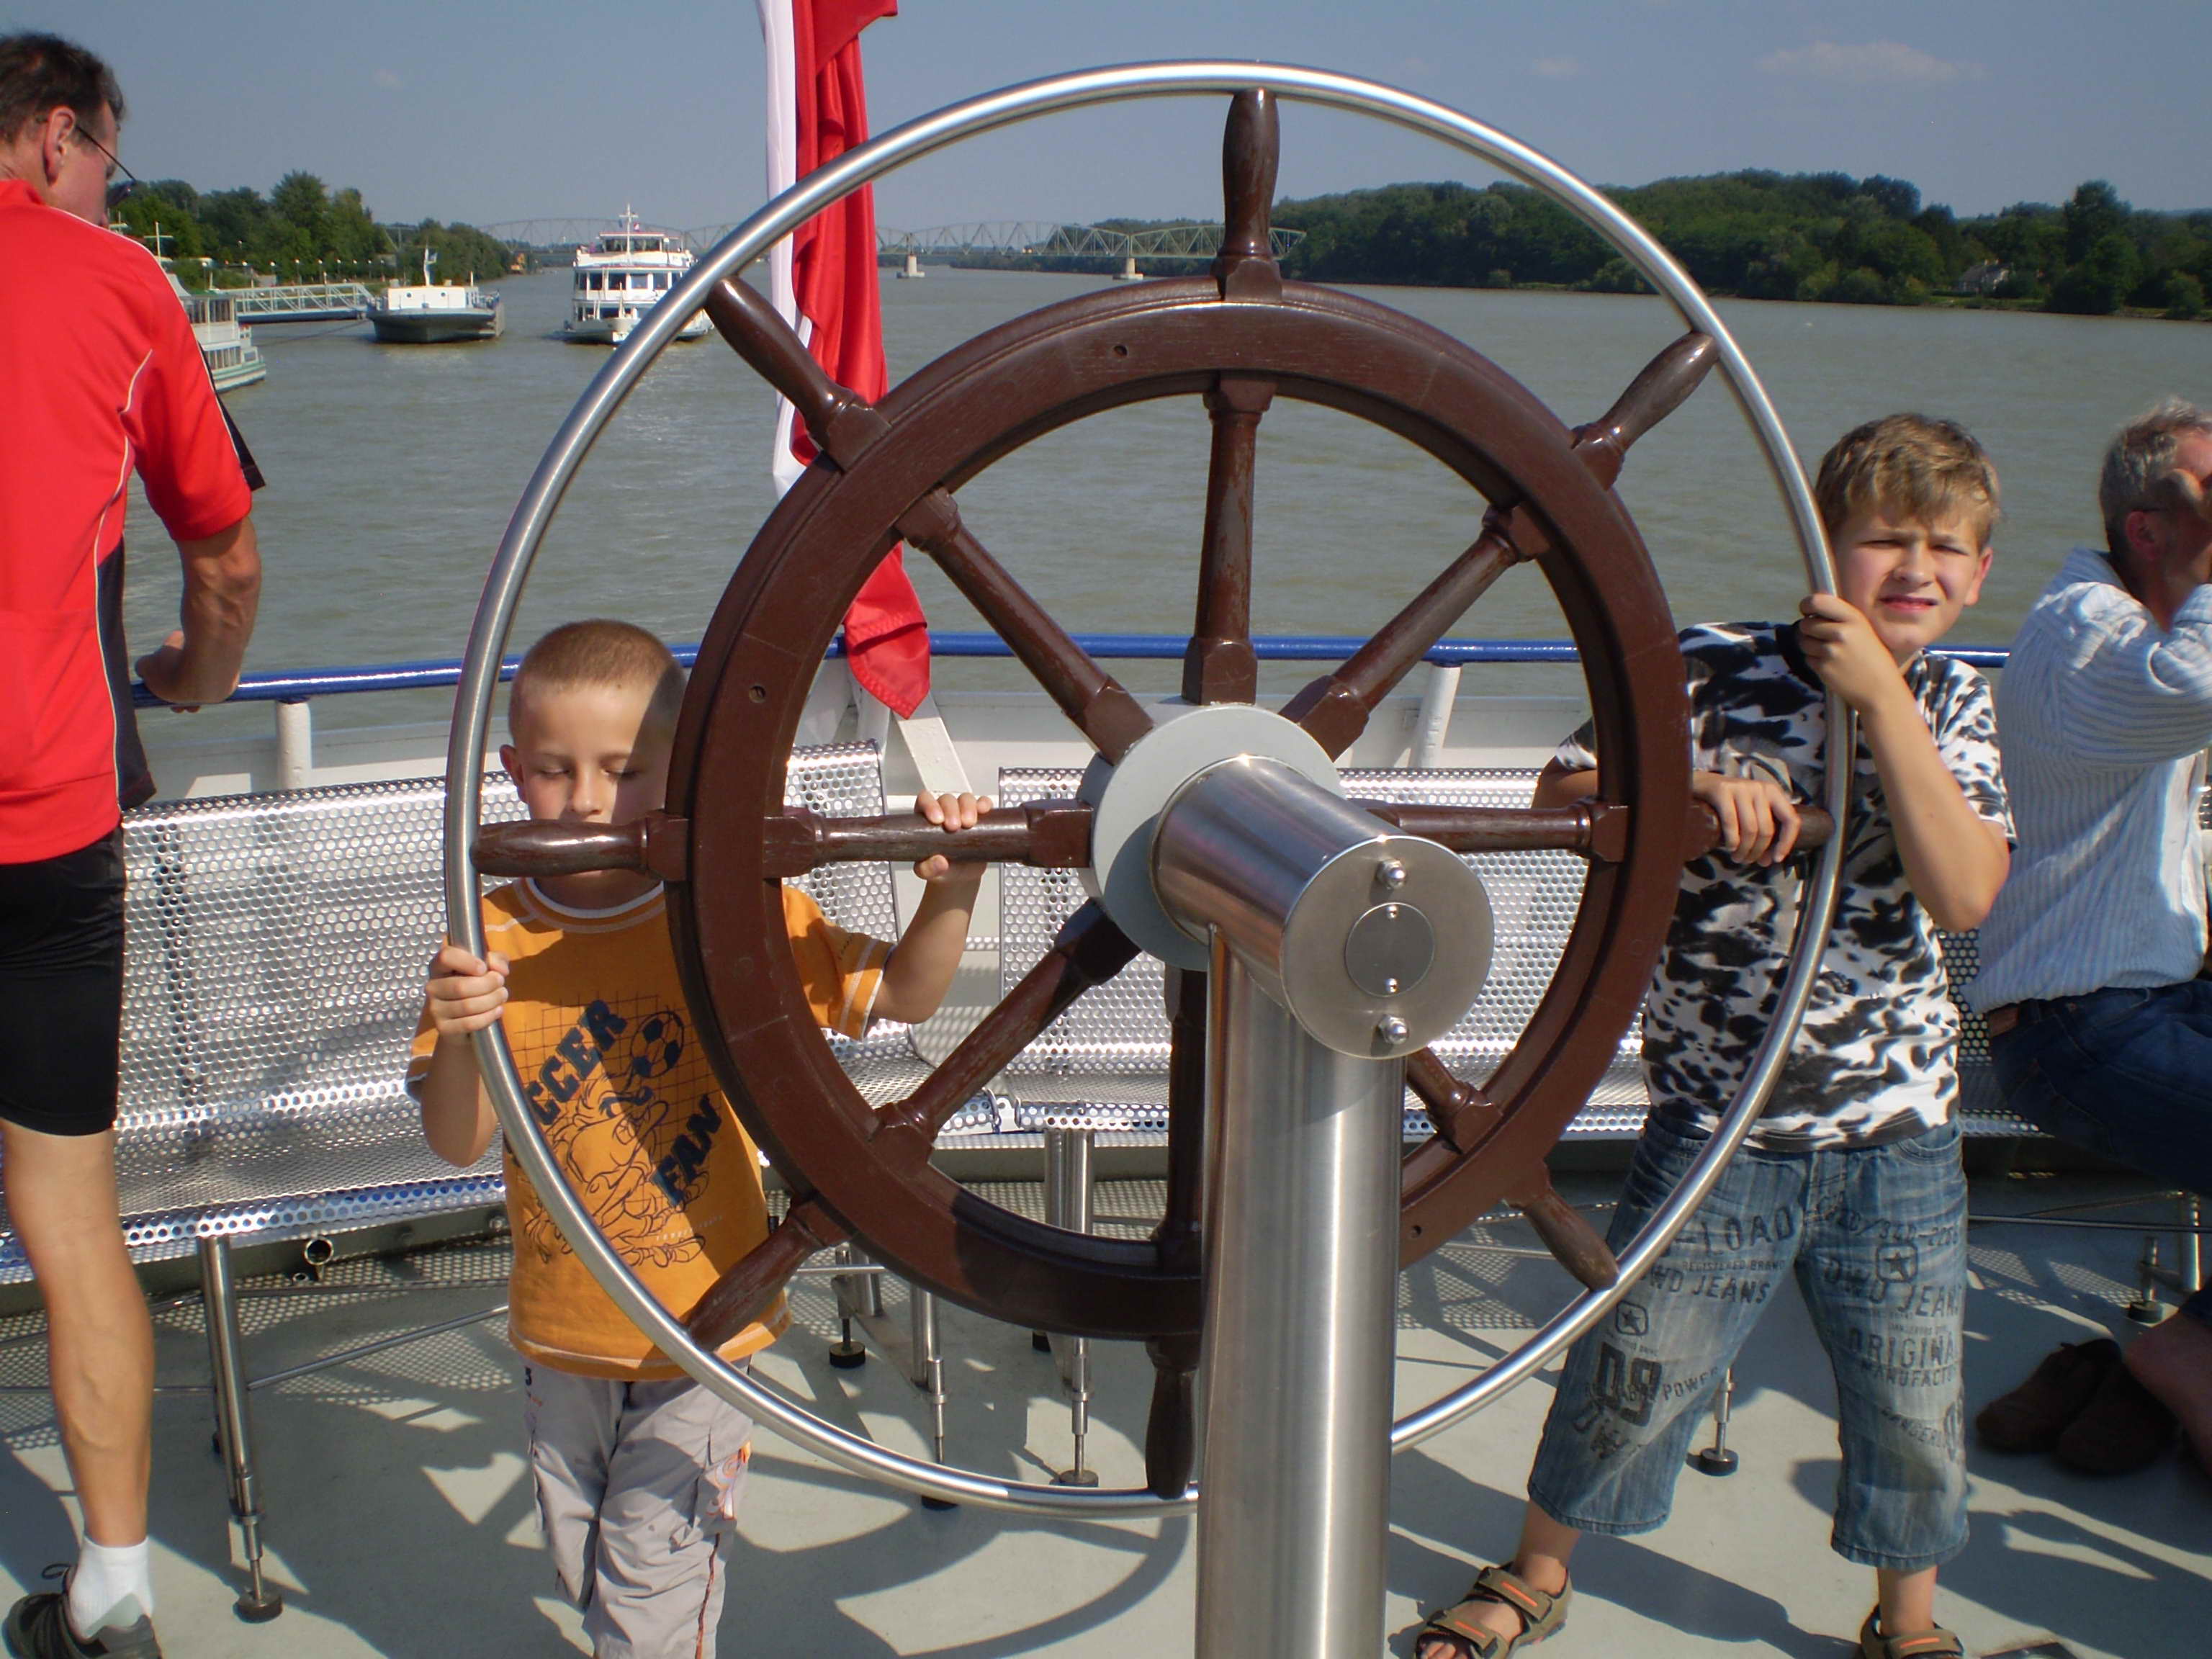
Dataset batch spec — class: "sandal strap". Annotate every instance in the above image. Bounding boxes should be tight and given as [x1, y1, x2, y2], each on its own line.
[1859, 1610, 1965, 1658]
[1416, 1606, 1514, 1658]
[1470, 1564, 1571, 1641]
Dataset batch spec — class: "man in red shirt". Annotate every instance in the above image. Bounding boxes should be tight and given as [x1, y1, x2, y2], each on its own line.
[0, 33, 261, 1659]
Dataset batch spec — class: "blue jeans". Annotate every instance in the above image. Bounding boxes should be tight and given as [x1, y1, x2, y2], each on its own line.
[1990, 981, 2212, 1326]
[1527, 1117, 1969, 1571]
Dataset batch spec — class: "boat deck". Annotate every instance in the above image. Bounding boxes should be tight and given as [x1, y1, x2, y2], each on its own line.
[1, 1169, 2202, 1658]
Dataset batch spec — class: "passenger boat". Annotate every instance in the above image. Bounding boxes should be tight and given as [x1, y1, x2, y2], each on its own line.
[168, 271, 266, 391]
[558, 208, 712, 344]
[366, 248, 505, 343]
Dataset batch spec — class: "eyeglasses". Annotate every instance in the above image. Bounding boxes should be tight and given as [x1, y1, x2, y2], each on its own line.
[71, 122, 140, 209]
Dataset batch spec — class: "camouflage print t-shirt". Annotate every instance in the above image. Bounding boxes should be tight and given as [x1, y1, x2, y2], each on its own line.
[1555, 621, 2009, 1151]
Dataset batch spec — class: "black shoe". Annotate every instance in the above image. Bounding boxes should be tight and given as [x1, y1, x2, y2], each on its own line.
[4, 1570, 162, 1659]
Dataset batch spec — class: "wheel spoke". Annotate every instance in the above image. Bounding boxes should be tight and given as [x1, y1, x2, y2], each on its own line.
[1363, 801, 1624, 860]
[761, 802, 1092, 877]
[1363, 798, 1833, 863]
[1507, 1169, 1620, 1292]
[1406, 1048, 1503, 1153]
[873, 902, 1140, 1154]
[1141, 966, 1209, 1497]
[475, 814, 687, 881]
[1212, 89, 1282, 301]
[1282, 521, 1526, 756]
[1184, 377, 1272, 704]
[897, 489, 1154, 761]
[685, 1192, 850, 1349]
[703, 276, 887, 469]
[1287, 331, 1721, 757]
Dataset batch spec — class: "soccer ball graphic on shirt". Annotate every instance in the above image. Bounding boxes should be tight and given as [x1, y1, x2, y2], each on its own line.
[613, 1007, 688, 1086]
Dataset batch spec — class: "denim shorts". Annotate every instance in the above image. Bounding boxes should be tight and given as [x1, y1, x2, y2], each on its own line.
[1527, 1115, 1969, 1571]
[1990, 981, 2212, 1326]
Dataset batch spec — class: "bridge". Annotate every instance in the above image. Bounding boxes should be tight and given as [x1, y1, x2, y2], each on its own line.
[480, 218, 697, 256]
[228, 282, 380, 323]
[481, 217, 1303, 279]
[874, 222, 1305, 264]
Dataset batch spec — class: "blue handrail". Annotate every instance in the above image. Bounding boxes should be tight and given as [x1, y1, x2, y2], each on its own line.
[132, 631, 2010, 707]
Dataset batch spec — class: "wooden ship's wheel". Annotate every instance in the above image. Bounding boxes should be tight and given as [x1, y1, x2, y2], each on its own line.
[458, 65, 1844, 1514]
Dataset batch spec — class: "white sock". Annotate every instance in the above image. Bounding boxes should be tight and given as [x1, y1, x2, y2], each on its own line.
[67, 1537, 153, 1637]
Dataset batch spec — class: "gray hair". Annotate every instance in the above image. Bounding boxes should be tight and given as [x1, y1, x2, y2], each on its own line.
[2100, 397, 2212, 555]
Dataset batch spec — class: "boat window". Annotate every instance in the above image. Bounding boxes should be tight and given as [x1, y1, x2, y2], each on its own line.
[588, 272, 603, 290]
[601, 307, 619, 320]
[655, 273, 670, 289]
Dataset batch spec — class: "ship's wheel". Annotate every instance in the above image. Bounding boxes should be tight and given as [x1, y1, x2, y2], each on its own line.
[454, 63, 1845, 1515]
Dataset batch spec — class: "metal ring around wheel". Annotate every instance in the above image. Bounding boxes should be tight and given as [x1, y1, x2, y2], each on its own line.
[444, 60, 1848, 1517]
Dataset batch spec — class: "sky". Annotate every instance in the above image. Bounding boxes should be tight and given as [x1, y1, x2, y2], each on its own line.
[14, 1, 2211, 235]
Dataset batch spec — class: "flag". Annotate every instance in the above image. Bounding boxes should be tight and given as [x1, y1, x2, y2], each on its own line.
[759, 0, 930, 718]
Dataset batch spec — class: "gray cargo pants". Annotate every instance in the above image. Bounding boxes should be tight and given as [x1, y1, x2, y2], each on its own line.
[523, 1363, 755, 1659]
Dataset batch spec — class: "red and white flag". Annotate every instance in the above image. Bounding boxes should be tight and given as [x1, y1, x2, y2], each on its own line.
[759, 0, 930, 718]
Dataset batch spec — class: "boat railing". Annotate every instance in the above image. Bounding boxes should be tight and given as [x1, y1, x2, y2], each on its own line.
[138, 631, 2013, 788]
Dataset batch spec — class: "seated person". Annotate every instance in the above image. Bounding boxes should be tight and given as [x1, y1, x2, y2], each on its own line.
[1968, 398, 2212, 1475]
[1411, 415, 2009, 1659]
[410, 619, 986, 1659]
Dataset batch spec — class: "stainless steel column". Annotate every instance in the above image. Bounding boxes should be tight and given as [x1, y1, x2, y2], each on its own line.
[1151, 756, 1492, 1659]
[199, 1236, 283, 1622]
[1195, 943, 1404, 1659]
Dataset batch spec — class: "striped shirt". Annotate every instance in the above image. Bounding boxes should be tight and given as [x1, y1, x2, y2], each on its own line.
[1966, 547, 2212, 1012]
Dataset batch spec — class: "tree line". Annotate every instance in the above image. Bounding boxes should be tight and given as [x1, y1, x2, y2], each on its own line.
[109, 170, 522, 287]
[1270, 172, 2208, 318]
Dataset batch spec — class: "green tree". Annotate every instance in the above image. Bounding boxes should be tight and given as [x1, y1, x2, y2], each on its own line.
[326, 187, 386, 270]
[2060, 181, 2126, 265]
[2051, 230, 2142, 315]
[114, 187, 205, 266]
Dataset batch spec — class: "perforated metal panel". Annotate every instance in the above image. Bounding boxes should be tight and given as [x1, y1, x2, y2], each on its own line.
[995, 766, 1644, 1141]
[0, 744, 932, 1282]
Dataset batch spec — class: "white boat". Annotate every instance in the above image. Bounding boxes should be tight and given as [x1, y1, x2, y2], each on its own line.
[559, 207, 711, 344]
[169, 272, 266, 392]
[367, 248, 505, 343]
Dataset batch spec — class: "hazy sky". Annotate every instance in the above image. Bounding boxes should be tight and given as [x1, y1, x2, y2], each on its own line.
[17, 2, 2210, 234]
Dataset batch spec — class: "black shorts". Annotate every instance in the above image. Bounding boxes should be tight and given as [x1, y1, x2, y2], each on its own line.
[0, 830, 125, 1136]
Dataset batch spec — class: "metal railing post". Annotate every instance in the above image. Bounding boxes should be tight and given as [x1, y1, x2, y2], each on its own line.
[273, 698, 313, 790]
[1410, 662, 1461, 768]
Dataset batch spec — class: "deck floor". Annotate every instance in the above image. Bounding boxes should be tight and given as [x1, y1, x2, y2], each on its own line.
[1, 1172, 2205, 1658]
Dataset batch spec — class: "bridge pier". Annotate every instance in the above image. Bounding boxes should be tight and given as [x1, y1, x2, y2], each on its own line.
[1113, 254, 1142, 281]
[899, 251, 925, 279]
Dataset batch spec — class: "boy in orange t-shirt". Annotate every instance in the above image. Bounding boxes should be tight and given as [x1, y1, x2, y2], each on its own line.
[410, 619, 985, 1658]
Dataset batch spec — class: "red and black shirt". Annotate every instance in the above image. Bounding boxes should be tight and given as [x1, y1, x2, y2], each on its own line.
[0, 178, 252, 863]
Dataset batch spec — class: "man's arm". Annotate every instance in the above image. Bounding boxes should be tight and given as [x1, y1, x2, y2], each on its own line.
[135, 515, 261, 708]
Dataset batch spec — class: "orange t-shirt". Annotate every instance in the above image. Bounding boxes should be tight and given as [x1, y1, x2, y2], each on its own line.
[409, 879, 887, 1379]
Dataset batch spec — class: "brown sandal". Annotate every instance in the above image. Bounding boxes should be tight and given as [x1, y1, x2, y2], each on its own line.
[1413, 1564, 1572, 1658]
[1858, 1608, 1964, 1658]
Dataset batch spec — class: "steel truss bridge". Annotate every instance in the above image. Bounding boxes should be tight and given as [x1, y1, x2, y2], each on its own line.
[480, 218, 1304, 266]
[873, 222, 1305, 263]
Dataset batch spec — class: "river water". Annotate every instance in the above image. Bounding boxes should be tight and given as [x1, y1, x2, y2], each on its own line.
[127, 265, 2209, 740]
